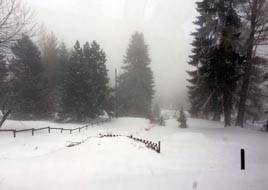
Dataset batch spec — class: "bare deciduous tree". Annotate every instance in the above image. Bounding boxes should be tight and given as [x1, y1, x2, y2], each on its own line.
[0, 0, 34, 53]
[236, 0, 268, 127]
[0, 0, 34, 127]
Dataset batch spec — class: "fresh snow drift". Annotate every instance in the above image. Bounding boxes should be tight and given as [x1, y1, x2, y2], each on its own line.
[0, 117, 268, 190]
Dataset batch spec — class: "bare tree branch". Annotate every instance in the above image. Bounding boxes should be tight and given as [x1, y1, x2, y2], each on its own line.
[0, 0, 35, 53]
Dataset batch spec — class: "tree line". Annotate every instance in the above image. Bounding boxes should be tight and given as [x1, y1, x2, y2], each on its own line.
[0, 32, 154, 121]
[188, 0, 268, 126]
[0, 0, 155, 122]
[0, 33, 111, 121]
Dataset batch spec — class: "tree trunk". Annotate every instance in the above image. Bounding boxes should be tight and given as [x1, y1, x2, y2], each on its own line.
[213, 109, 221, 121]
[223, 91, 231, 126]
[236, 0, 258, 127]
[0, 109, 11, 128]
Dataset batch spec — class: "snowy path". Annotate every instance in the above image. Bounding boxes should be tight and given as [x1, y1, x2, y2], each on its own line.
[0, 117, 268, 190]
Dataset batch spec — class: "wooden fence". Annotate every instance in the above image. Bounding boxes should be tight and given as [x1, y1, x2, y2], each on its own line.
[0, 118, 111, 138]
[99, 133, 161, 153]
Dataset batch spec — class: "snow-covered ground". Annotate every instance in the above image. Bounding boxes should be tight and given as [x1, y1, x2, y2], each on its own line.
[0, 117, 268, 190]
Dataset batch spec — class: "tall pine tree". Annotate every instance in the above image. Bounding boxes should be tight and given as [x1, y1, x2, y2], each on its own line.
[0, 54, 8, 110]
[188, 0, 244, 126]
[61, 40, 111, 120]
[39, 31, 59, 114]
[10, 35, 48, 119]
[88, 41, 111, 115]
[118, 32, 154, 118]
[55, 42, 70, 114]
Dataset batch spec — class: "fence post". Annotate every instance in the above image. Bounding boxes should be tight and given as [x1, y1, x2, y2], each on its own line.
[157, 141, 161, 153]
[32, 129, 34, 136]
[70, 129, 72, 134]
[79, 128, 81, 132]
[13, 130, 16, 138]
[61, 128, 63, 133]
[48, 127, 50, 134]
[241, 149, 245, 170]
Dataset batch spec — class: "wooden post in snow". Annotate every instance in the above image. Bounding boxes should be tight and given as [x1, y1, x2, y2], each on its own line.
[157, 141, 161, 153]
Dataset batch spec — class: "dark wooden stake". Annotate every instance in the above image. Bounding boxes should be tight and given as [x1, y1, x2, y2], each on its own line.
[157, 141, 161, 153]
[241, 149, 245, 170]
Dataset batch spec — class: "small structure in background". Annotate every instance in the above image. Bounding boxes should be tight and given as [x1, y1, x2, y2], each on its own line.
[177, 107, 187, 128]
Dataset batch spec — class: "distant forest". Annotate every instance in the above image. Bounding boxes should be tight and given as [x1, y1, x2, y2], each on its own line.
[0, 1, 154, 122]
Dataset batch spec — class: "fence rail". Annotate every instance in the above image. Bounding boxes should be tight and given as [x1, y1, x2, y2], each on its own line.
[99, 133, 161, 153]
[0, 118, 111, 138]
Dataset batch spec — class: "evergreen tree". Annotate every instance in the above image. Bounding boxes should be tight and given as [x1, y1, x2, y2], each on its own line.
[159, 116, 166, 126]
[10, 35, 48, 119]
[61, 40, 111, 120]
[40, 31, 59, 114]
[188, 0, 244, 126]
[0, 54, 8, 110]
[61, 41, 86, 120]
[153, 103, 160, 119]
[55, 42, 69, 113]
[118, 32, 154, 118]
[88, 41, 111, 115]
[244, 57, 268, 121]
[178, 107, 187, 128]
[187, 1, 221, 120]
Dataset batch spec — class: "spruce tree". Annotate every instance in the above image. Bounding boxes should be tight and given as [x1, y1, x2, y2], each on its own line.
[188, 0, 244, 126]
[153, 103, 160, 119]
[40, 32, 59, 114]
[187, 1, 220, 119]
[245, 57, 268, 121]
[61, 41, 86, 120]
[118, 32, 154, 118]
[0, 54, 8, 110]
[178, 107, 187, 128]
[55, 42, 69, 114]
[10, 35, 48, 119]
[61, 40, 111, 120]
[88, 41, 111, 115]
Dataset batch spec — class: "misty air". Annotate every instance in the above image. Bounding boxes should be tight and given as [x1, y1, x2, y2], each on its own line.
[0, 0, 268, 189]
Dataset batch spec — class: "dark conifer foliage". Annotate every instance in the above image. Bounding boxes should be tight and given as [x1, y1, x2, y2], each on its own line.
[61, 40, 111, 120]
[0, 54, 8, 109]
[178, 107, 187, 128]
[10, 35, 48, 119]
[118, 32, 154, 118]
[244, 57, 268, 120]
[55, 42, 70, 113]
[187, 0, 244, 126]
[88, 41, 111, 115]
[41, 32, 59, 114]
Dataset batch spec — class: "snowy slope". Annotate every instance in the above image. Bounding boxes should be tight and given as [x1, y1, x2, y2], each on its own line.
[0, 117, 268, 190]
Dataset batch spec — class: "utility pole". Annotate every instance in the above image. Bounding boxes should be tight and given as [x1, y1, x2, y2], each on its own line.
[115, 69, 118, 118]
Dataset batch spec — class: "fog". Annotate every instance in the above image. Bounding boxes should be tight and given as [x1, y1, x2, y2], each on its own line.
[25, 0, 198, 109]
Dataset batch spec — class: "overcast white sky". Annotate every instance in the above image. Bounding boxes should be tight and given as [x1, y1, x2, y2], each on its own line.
[25, 0, 198, 108]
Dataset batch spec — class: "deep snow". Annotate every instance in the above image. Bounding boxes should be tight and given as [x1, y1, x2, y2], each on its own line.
[0, 117, 268, 190]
